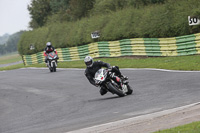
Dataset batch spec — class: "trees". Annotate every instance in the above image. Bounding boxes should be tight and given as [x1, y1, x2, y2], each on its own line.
[50, 0, 70, 13]
[28, 0, 94, 28]
[20, 0, 200, 56]
[28, 0, 51, 29]
[67, 0, 94, 21]
[0, 31, 24, 55]
[27, 0, 167, 29]
[0, 34, 9, 45]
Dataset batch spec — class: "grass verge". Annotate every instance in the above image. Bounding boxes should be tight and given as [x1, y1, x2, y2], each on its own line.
[154, 121, 200, 133]
[29, 55, 200, 70]
[1, 55, 200, 71]
[0, 53, 22, 64]
[0, 63, 24, 71]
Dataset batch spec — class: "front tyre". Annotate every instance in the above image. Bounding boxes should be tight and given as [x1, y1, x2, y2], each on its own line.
[107, 82, 125, 97]
[52, 62, 56, 72]
[48, 61, 53, 72]
[126, 84, 133, 95]
[50, 68, 53, 72]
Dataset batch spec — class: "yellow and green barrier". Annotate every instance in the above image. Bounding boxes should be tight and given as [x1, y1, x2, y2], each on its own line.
[22, 33, 200, 65]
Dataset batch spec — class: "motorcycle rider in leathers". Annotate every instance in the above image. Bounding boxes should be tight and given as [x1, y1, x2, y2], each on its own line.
[43, 42, 59, 66]
[84, 56, 128, 95]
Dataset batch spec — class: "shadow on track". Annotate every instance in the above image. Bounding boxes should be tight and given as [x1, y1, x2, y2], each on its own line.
[87, 96, 123, 102]
[42, 69, 66, 74]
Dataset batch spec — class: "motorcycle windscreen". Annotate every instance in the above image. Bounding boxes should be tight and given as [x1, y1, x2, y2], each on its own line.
[48, 52, 57, 59]
[94, 69, 104, 81]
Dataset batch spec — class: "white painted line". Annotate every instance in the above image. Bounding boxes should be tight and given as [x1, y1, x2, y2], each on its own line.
[67, 102, 200, 133]
[20, 67, 47, 70]
[20, 67, 85, 70]
[123, 68, 200, 73]
[21, 67, 200, 73]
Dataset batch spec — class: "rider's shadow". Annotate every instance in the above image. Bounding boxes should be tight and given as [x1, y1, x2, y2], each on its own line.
[87, 96, 122, 102]
[43, 68, 65, 74]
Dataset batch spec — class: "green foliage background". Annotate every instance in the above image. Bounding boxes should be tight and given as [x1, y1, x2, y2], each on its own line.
[0, 31, 24, 55]
[18, 0, 200, 55]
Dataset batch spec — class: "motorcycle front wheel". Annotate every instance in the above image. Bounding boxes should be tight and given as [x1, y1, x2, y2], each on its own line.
[48, 61, 53, 72]
[50, 68, 53, 72]
[52, 62, 56, 72]
[107, 82, 125, 97]
[126, 84, 133, 95]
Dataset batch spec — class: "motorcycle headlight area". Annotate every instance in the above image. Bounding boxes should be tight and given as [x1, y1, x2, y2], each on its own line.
[95, 80, 101, 84]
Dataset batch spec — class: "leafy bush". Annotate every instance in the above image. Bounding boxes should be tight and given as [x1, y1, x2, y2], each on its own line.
[18, 0, 200, 55]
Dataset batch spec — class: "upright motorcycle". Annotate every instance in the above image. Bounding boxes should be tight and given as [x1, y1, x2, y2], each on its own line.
[94, 68, 133, 97]
[46, 52, 58, 72]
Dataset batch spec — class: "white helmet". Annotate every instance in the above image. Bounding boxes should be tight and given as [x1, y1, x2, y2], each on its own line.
[46, 42, 51, 47]
[84, 56, 93, 67]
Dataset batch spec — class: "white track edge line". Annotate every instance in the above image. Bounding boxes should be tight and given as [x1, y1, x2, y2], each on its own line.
[20, 67, 200, 72]
[67, 102, 200, 133]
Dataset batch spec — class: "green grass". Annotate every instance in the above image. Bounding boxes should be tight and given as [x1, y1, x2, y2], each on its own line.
[0, 53, 22, 64]
[1, 55, 200, 71]
[29, 55, 200, 70]
[0, 63, 24, 71]
[154, 121, 200, 133]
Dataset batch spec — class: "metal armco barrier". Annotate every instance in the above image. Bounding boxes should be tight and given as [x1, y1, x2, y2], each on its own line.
[22, 33, 200, 65]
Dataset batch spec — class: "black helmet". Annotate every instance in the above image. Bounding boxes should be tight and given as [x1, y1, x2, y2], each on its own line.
[84, 56, 93, 67]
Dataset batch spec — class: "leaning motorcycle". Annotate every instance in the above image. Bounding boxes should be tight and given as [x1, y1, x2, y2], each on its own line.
[46, 52, 58, 72]
[94, 68, 133, 97]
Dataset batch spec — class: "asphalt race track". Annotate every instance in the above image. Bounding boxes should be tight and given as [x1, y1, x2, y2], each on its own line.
[1, 68, 200, 133]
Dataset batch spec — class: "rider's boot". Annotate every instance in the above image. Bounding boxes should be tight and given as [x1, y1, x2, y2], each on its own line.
[111, 66, 128, 80]
[100, 86, 107, 95]
[112, 75, 123, 89]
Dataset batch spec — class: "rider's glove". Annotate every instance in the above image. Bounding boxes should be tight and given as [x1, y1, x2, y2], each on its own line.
[108, 67, 112, 72]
